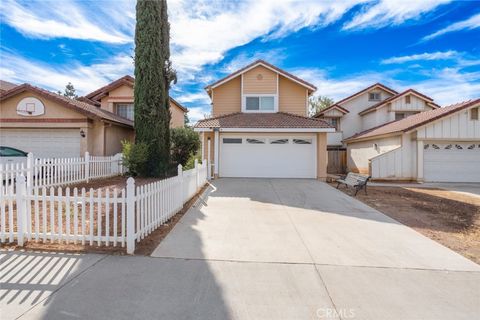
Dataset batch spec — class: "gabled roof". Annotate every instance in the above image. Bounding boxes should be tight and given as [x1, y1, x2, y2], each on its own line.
[313, 104, 349, 117]
[194, 112, 333, 130]
[358, 89, 439, 115]
[84, 75, 134, 101]
[312, 83, 397, 118]
[344, 98, 480, 142]
[205, 60, 317, 93]
[83, 75, 188, 112]
[0, 83, 133, 127]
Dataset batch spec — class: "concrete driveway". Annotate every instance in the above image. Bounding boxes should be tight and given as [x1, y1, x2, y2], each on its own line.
[2, 179, 479, 320]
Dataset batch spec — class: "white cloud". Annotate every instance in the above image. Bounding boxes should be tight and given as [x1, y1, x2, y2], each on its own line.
[175, 92, 210, 104]
[168, 0, 365, 75]
[423, 12, 480, 40]
[291, 66, 480, 107]
[186, 106, 211, 123]
[0, 0, 132, 44]
[380, 50, 460, 64]
[0, 50, 134, 94]
[343, 0, 451, 30]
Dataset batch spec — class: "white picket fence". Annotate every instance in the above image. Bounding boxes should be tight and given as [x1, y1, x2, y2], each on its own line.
[0, 152, 124, 194]
[0, 159, 208, 254]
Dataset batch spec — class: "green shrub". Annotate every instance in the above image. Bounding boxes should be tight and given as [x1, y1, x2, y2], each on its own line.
[171, 127, 200, 167]
[121, 140, 149, 176]
[184, 154, 202, 170]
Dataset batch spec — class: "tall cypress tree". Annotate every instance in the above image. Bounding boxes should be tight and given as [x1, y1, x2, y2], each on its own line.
[134, 0, 175, 177]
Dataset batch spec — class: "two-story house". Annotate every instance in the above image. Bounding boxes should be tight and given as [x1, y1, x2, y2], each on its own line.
[0, 76, 187, 157]
[313, 83, 440, 148]
[82, 75, 187, 128]
[193, 60, 334, 179]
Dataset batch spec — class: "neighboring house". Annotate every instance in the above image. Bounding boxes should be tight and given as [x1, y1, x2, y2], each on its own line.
[344, 99, 480, 182]
[0, 83, 133, 158]
[0, 76, 188, 158]
[313, 83, 439, 148]
[82, 75, 188, 128]
[193, 60, 334, 179]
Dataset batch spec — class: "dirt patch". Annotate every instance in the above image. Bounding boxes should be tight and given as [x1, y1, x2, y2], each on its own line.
[333, 184, 480, 264]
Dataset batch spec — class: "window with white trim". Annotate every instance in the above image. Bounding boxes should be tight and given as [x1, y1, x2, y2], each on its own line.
[471, 107, 479, 120]
[223, 138, 242, 144]
[115, 103, 134, 120]
[243, 95, 277, 112]
[293, 139, 312, 145]
[368, 92, 381, 101]
[246, 138, 265, 144]
[270, 138, 289, 144]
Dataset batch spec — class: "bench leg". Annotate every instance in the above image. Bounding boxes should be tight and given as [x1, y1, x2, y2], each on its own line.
[364, 184, 368, 195]
[336, 182, 340, 189]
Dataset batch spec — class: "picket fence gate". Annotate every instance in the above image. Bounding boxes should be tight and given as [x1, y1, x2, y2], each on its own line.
[0, 159, 208, 254]
[0, 152, 124, 195]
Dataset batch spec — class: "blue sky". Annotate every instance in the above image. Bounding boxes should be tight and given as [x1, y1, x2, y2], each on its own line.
[1, 0, 479, 122]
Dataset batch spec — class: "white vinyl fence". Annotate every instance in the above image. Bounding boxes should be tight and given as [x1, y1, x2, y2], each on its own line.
[0, 159, 208, 254]
[0, 152, 124, 194]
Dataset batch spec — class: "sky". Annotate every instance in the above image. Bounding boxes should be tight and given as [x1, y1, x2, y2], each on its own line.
[1, 0, 479, 122]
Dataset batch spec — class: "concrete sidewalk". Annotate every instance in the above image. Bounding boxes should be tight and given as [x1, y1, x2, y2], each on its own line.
[2, 178, 479, 320]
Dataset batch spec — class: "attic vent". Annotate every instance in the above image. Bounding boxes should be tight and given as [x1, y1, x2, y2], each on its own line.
[257, 74, 263, 80]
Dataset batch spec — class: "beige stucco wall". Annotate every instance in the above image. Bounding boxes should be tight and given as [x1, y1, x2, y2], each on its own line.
[278, 75, 307, 116]
[170, 102, 185, 128]
[1, 91, 88, 124]
[317, 132, 328, 180]
[346, 135, 401, 174]
[105, 123, 134, 155]
[243, 65, 277, 94]
[211, 76, 242, 116]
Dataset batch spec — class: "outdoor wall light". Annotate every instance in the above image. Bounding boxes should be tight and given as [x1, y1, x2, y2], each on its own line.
[80, 129, 86, 138]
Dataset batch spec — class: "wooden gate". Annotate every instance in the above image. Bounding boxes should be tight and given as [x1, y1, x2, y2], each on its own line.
[327, 150, 347, 174]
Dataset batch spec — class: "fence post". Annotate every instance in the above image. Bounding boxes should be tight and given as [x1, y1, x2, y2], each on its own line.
[16, 174, 27, 246]
[126, 177, 135, 254]
[194, 159, 199, 190]
[207, 138, 211, 180]
[85, 152, 90, 182]
[112, 153, 121, 175]
[26, 153, 33, 192]
[178, 164, 184, 204]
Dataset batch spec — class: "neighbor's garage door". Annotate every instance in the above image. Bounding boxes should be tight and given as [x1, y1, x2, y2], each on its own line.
[219, 135, 317, 178]
[0, 129, 81, 158]
[424, 142, 480, 182]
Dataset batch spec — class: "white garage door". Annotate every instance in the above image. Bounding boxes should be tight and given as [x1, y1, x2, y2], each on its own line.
[0, 129, 81, 158]
[424, 142, 480, 182]
[219, 135, 317, 178]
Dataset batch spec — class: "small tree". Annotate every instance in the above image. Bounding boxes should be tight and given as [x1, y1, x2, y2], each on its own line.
[184, 113, 190, 126]
[309, 95, 334, 116]
[59, 82, 78, 99]
[171, 127, 200, 167]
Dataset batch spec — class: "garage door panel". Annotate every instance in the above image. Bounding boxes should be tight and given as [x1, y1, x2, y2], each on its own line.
[220, 135, 317, 178]
[424, 142, 480, 182]
[0, 129, 81, 158]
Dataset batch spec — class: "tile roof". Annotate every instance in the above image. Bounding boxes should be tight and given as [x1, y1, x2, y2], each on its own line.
[344, 98, 480, 142]
[194, 112, 333, 129]
[0, 83, 133, 127]
[84, 75, 134, 101]
[0, 80, 17, 93]
[205, 59, 317, 92]
[358, 89, 438, 115]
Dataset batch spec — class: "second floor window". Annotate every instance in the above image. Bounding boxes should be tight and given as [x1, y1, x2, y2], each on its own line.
[244, 95, 276, 112]
[325, 118, 339, 131]
[116, 103, 134, 120]
[368, 92, 381, 101]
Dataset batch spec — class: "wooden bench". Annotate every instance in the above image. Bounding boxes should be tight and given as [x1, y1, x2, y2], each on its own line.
[336, 173, 371, 196]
